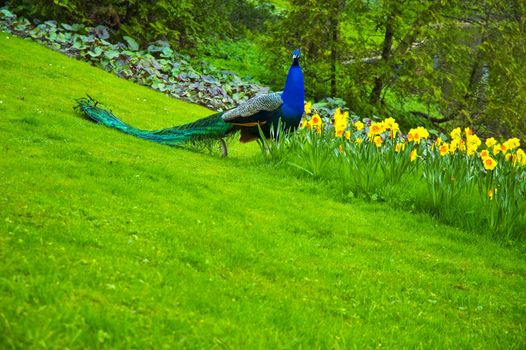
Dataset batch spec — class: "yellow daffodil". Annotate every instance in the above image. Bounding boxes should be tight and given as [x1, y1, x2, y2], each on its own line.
[356, 137, 363, 145]
[504, 137, 520, 150]
[500, 142, 508, 154]
[344, 130, 351, 140]
[308, 114, 323, 133]
[333, 108, 347, 131]
[450, 139, 460, 153]
[480, 149, 490, 159]
[335, 128, 344, 138]
[407, 127, 429, 144]
[354, 120, 365, 131]
[487, 188, 495, 200]
[299, 119, 307, 129]
[459, 140, 466, 152]
[466, 134, 481, 148]
[483, 156, 497, 171]
[517, 149, 526, 166]
[395, 143, 406, 153]
[369, 122, 385, 135]
[304, 102, 312, 115]
[407, 129, 418, 143]
[464, 127, 473, 137]
[506, 153, 517, 165]
[418, 127, 430, 140]
[410, 149, 418, 161]
[373, 135, 383, 148]
[450, 127, 461, 140]
[493, 144, 501, 155]
[439, 143, 449, 156]
[390, 122, 399, 139]
[485, 137, 497, 148]
[384, 117, 396, 130]
[310, 114, 321, 126]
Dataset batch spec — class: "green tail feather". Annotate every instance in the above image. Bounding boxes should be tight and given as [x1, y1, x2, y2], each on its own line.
[75, 97, 233, 146]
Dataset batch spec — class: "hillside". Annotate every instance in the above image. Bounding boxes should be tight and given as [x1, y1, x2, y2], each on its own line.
[0, 33, 525, 349]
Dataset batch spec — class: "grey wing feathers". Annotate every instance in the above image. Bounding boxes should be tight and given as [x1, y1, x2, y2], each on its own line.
[222, 92, 283, 121]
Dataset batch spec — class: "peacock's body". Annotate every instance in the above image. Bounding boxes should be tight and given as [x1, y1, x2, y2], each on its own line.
[76, 49, 304, 148]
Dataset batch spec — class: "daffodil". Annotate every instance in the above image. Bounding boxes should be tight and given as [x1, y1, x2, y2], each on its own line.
[407, 129, 418, 143]
[308, 114, 323, 133]
[483, 156, 497, 171]
[333, 108, 347, 131]
[410, 149, 418, 161]
[459, 139, 466, 152]
[504, 137, 520, 150]
[485, 137, 497, 148]
[344, 130, 351, 140]
[480, 149, 490, 159]
[356, 137, 363, 145]
[466, 134, 481, 148]
[373, 135, 383, 148]
[450, 127, 461, 140]
[395, 143, 406, 153]
[439, 143, 449, 156]
[487, 188, 495, 200]
[354, 120, 365, 131]
[384, 117, 396, 130]
[304, 102, 312, 115]
[450, 139, 460, 153]
[389, 122, 399, 139]
[369, 122, 385, 136]
[505, 153, 517, 164]
[417, 126, 430, 140]
[517, 149, 526, 166]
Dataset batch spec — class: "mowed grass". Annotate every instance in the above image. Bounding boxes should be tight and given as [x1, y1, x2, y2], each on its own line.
[0, 33, 525, 349]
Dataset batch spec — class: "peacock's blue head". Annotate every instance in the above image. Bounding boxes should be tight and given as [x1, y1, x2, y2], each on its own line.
[292, 49, 301, 66]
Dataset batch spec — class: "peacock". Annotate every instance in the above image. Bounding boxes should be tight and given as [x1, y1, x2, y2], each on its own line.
[76, 49, 304, 154]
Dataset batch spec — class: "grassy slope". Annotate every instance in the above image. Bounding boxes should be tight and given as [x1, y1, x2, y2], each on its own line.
[0, 33, 525, 349]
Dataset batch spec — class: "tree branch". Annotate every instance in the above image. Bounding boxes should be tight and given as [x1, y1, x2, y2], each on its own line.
[410, 111, 454, 124]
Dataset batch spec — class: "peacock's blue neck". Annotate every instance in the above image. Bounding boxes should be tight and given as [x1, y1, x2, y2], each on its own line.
[280, 64, 304, 120]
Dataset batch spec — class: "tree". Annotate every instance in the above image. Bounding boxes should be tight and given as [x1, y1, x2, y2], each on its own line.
[265, 0, 348, 99]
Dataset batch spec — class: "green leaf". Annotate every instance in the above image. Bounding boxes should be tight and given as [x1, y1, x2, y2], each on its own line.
[104, 50, 120, 60]
[123, 36, 139, 51]
[87, 47, 103, 57]
[0, 9, 14, 18]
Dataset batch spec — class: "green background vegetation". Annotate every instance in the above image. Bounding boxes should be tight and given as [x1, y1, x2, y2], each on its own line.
[1, 32, 525, 349]
[6, 0, 526, 140]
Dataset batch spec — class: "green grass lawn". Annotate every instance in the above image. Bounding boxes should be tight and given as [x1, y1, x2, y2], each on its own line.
[1, 33, 525, 349]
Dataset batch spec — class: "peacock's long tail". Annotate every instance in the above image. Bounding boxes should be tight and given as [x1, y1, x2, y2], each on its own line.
[75, 97, 233, 146]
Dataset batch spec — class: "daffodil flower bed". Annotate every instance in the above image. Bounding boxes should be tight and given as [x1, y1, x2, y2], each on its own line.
[259, 102, 526, 240]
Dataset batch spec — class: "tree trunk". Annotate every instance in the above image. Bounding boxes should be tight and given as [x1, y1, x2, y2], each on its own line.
[330, 17, 338, 96]
[370, 15, 394, 105]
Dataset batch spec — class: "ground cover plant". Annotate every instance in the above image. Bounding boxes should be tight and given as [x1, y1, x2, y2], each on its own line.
[0, 8, 268, 112]
[1, 33, 526, 348]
